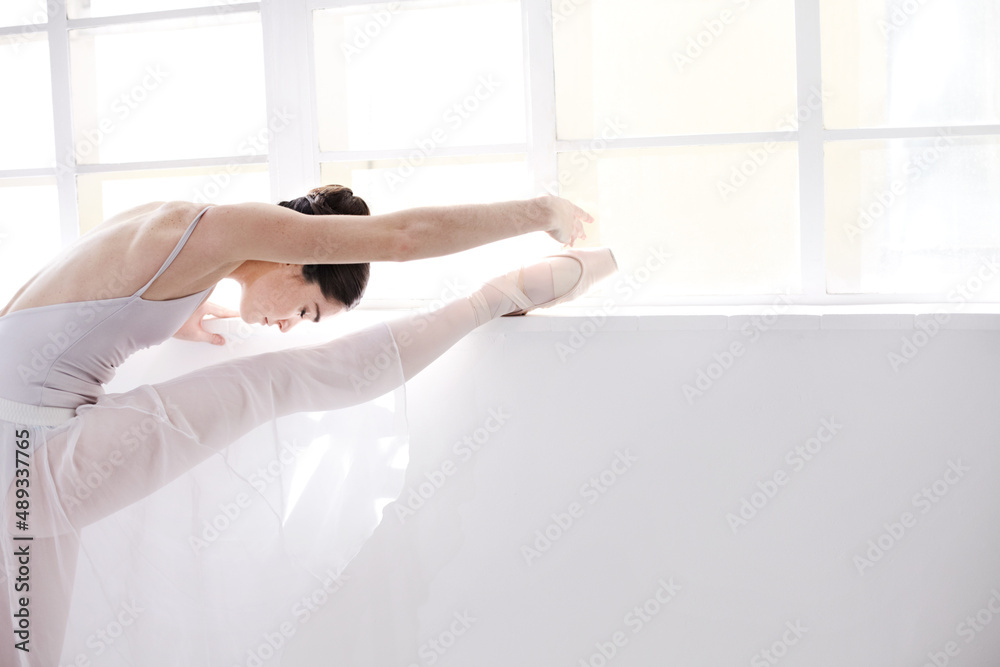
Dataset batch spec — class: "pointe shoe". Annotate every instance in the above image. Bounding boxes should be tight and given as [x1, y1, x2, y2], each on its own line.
[485, 247, 619, 318]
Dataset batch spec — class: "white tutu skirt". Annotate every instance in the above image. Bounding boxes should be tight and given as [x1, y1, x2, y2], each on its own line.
[0, 320, 409, 666]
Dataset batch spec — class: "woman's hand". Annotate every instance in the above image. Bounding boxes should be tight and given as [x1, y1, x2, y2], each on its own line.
[172, 301, 241, 346]
[534, 195, 596, 247]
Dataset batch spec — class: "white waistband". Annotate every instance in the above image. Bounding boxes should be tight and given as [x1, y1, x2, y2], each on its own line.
[0, 395, 77, 427]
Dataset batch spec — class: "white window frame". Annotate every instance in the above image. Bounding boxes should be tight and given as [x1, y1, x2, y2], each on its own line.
[2, 0, 999, 311]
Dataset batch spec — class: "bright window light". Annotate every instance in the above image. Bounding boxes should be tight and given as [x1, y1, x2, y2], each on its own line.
[69, 12, 267, 164]
[554, 0, 798, 139]
[314, 0, 526, 152]
[558, 144, 801, 298]
[67, 0, 241, 20]
[826, 136, 1000, 296]
[76, 164, 270, 233]
[3, 2, 999, 307]
[0, 0, 44, 28]
[0, 34, 56, 170]
[0, 179, 61, 304]
[821, 0, 1000, 128]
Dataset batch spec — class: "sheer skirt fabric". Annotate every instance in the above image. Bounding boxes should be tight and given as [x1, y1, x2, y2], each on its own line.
[0, 322, 408, 666]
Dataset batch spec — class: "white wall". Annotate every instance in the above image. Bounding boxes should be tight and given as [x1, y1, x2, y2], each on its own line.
[114, 313, 1000, 666]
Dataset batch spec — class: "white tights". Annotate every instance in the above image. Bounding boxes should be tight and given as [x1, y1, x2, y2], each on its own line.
[1, 256, 579, 666]
[20, 256, 580, 532]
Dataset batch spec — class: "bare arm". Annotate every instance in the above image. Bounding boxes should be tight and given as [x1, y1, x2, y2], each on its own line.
[204, 196, 592, 265]
[386, 196, 592, 260]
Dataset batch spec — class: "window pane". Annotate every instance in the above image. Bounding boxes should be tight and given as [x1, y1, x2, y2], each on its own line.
[0, 1, 45, 28]
[320, 155, 544, 302]
[557, 144, 801, 297]
[0, 179, 61, 304]
[554, 0, 798, 139]
[0, 34, 55, 170]
[69, 13, 267, 164]
[77, 164, 269, 234]
[68, 0, 239, 19]
[822, 0, 1000, 129]
[826, 136, 1000, 297]
[315, 0, 526, 152]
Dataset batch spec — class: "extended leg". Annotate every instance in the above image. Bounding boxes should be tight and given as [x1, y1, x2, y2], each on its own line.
[2, 255, 587, 667]
[25, 255, 581, 532]
[383, 255, 580, 380]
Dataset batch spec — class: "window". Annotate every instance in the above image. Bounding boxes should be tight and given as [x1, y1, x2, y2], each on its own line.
[821, 0, 1000, 301]
[67, 0, 245, 20]
[0, 2, 273, 305]
[0, 179, 61, 290]
[69, 13, 267, 164]
[0, 33, 55, 170]
[313, 0, 541, 304]
[77, 165, 270, 233]
[2, 0, 998, 309]
[0, 1, 44, 29]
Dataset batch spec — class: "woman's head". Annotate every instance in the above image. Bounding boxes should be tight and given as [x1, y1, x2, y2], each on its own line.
[236, 185, 372, 332]
[278, 184, 371, 312]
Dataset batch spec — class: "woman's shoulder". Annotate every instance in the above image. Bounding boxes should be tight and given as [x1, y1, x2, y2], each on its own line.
[92, 201, 205, 237]
[106, 201, 225, 264]
[123, 201, 233, 297]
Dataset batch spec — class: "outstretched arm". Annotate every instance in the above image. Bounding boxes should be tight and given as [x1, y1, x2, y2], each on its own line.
[384, 195, 593, 260]
[203, 195, 594, 265]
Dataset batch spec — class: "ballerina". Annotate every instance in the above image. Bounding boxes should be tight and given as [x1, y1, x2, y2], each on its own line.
[0, 185, 617, 666]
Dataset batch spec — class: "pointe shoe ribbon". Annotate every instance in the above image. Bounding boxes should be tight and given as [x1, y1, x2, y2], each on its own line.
[492, 247, 619, 318]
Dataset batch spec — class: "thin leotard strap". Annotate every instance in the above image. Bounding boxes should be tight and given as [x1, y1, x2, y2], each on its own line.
[133, 206, 212, 299]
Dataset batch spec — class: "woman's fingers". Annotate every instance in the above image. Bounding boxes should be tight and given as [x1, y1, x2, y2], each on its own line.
[170, 301, 236, 346]
[197, 331, 226, 346]
[569, 199, 594, 225]
[199, 326, 227, 346]
[173, 326, 225, 346]
[200, 304, 234, 345]
[541, 195, 596, 247]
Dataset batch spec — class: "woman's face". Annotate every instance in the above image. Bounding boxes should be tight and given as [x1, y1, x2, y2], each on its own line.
[240, 263, 343, 332]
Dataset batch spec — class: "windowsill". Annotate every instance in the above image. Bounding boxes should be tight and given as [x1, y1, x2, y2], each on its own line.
[345, 304, 1000, 332]
[466, 306, 1000, 331]
[201, 305, 1000, 342]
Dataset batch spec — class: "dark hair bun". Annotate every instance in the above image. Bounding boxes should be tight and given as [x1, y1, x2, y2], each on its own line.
[277, 185, 370, 217]
[277, 196, 315, 215]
